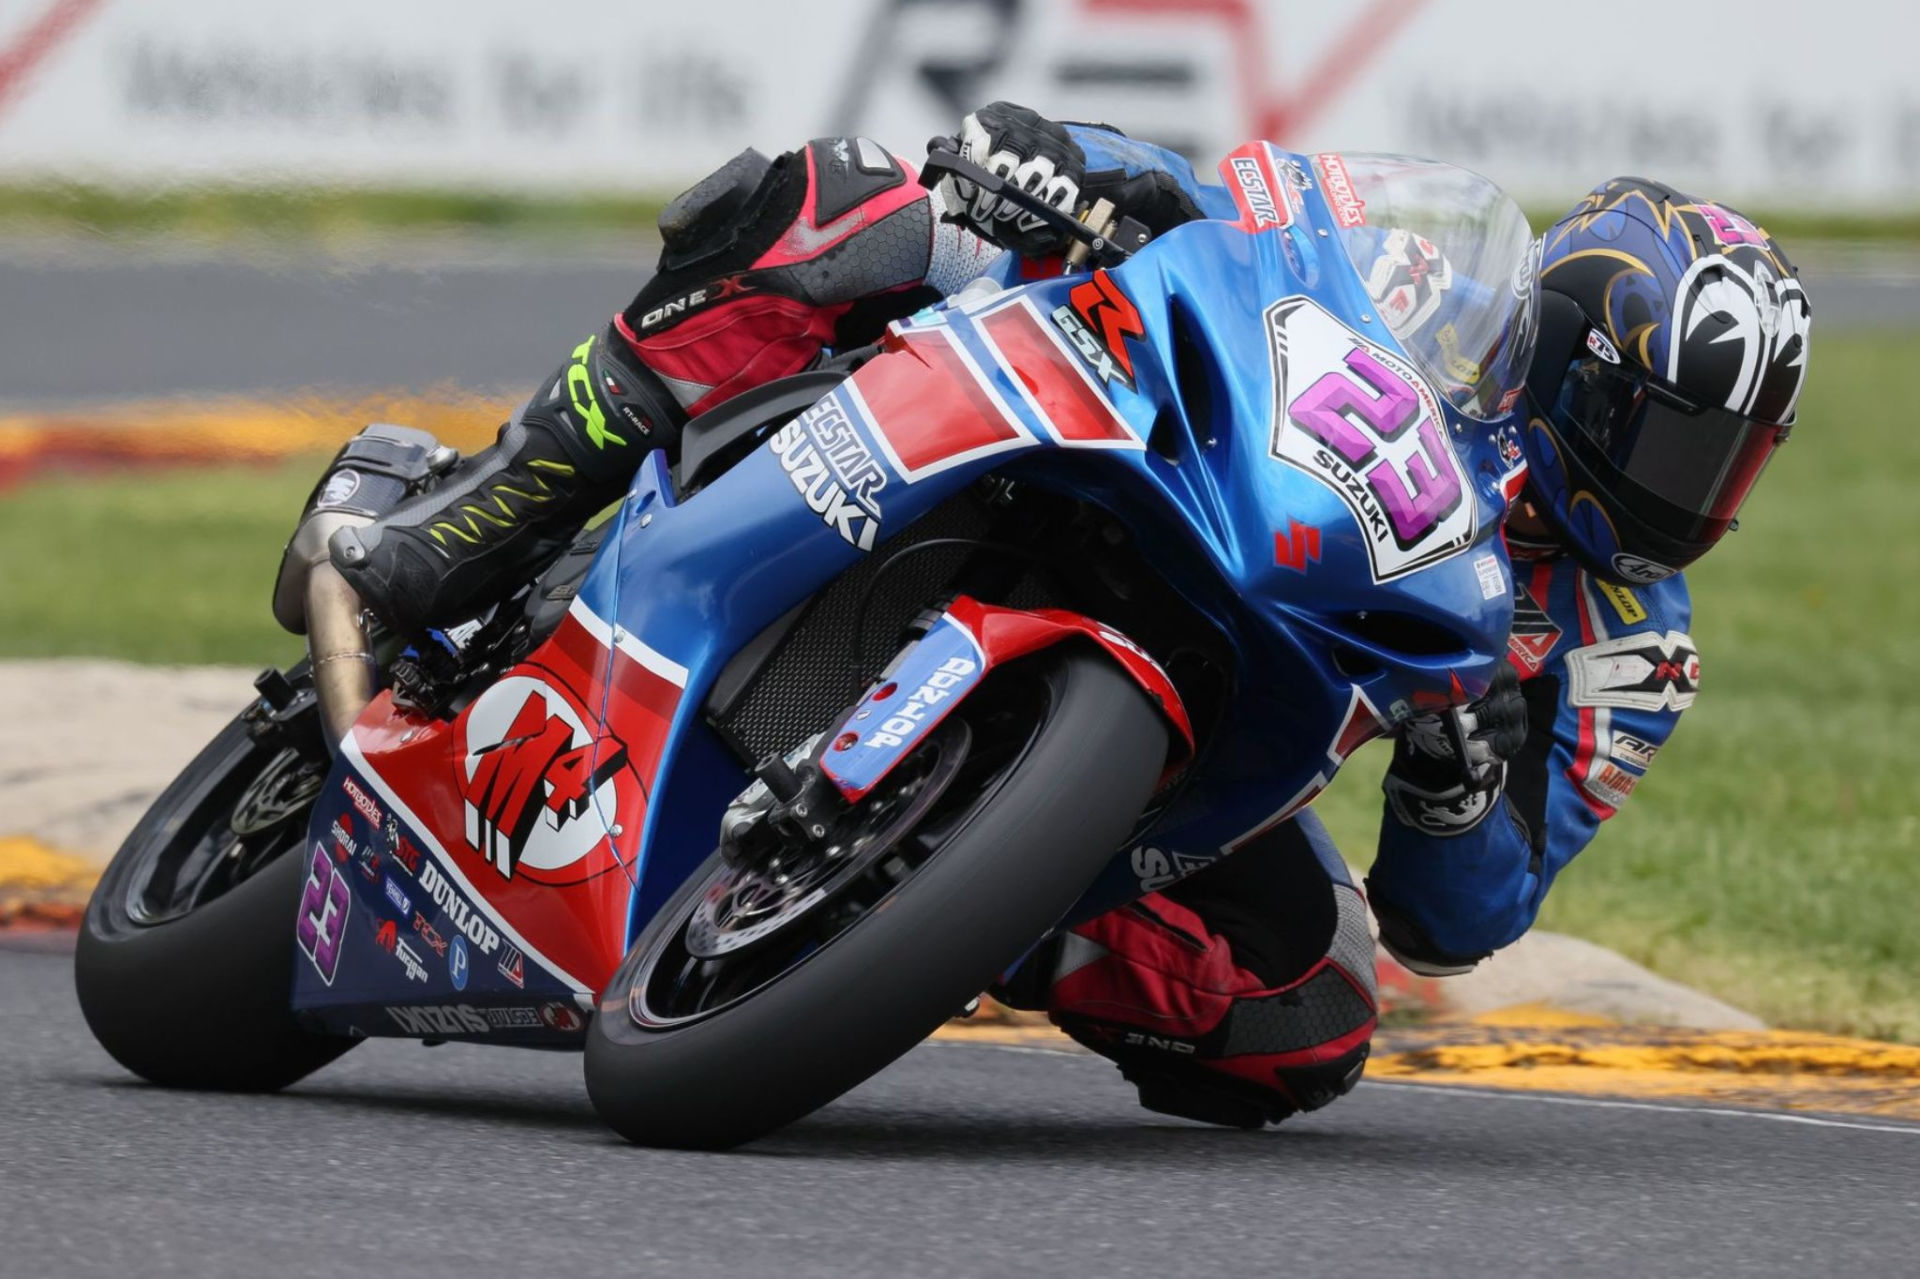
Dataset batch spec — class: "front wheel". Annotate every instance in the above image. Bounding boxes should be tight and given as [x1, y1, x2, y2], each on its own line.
[75, 693, 356, 1092]
[585, 649, 1169, 1149]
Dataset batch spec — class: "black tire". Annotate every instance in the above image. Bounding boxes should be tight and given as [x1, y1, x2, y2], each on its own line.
[585, 650, 1168, 1149]
[75, 712, 356, 1091]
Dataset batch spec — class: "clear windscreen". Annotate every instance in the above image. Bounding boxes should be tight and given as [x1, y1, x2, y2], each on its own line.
[1320, 153, 1540, 420]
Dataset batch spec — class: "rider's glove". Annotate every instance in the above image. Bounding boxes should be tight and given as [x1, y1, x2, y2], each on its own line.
[939, 101, 1088, 257]
[1381, 661, 1528, 839]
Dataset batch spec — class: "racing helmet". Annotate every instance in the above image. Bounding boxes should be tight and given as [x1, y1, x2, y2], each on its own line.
[1518, 177, 1811, 584]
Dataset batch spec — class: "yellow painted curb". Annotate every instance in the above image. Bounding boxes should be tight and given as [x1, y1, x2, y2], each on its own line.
[1372, 1013, 1920, 1122]
[0, 835, 100, 929]
[0, 388, 511, 470]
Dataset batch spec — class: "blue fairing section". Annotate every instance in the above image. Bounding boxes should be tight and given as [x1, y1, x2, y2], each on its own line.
[1368, 561, 1696, 956]
[1065, 125, 1240, 223]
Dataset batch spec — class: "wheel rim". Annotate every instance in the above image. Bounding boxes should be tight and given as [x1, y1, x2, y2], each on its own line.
[126, 739, 325, 926]
[625, 669, 1053, 1030]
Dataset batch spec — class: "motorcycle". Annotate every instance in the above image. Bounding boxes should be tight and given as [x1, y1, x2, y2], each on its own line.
[75, 139, 1538, 1148]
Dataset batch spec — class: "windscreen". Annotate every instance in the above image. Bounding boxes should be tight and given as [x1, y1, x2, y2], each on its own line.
[1319, 153, 1539, 420]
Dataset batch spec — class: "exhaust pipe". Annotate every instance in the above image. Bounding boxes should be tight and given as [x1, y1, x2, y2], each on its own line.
[305, 560, 377, 755]
[270, 423, 457, 754]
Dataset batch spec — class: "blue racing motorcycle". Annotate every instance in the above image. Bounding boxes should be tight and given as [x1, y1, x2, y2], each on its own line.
[75, 139, 1538, 1149]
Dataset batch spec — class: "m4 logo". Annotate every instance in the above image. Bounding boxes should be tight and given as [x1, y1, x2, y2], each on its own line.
[461, 677, 631, 879]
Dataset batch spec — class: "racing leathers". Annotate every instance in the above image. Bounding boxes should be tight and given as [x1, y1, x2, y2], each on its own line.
[323, 105, 1690, 1127]
[1367, 555, 1697, 973]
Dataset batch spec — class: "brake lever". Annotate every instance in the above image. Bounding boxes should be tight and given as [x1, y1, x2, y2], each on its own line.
[920, 136, 1143, 267]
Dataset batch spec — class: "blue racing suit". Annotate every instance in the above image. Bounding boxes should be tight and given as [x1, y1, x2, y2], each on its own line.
[1368, 558, 1696, 961]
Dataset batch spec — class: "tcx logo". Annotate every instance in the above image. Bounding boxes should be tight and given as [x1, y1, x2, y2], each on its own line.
[863, 657, 977, 749]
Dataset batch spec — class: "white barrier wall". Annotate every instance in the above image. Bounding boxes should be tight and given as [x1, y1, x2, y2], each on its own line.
[0, 0, 1909, 210]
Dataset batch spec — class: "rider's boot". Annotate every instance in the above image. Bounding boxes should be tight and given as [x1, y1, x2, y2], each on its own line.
[327, 327, 683, 637]
[327, 136, 991, 638]
[1000, 817, 1378, 1128]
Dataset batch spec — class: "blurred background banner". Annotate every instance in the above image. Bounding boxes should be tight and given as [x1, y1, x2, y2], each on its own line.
[0, 0, 1912, 209]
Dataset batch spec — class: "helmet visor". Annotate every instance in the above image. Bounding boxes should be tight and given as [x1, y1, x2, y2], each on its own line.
[1553, 349, 1790, 525]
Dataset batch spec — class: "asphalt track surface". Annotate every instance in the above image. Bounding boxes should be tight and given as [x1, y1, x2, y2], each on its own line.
[0, 243, 1914, 404]
[5, 941, 1918, 1279]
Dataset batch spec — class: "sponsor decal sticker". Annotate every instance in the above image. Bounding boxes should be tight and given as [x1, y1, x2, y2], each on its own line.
[1050, 269, 1143, 390]
[1609, 732, 1660, 770]
[460, 676, 632, 881]
[448, 935, 470, 991]
[386, 818, 423, 876]
[1586, 328, 1622, 364]
[1229, 153, 1287, 229]
[1267, 297, 1475, 582]
[497, 943, 526, 989]
[418, 860, 502, 955]
[487, 1007, 543, 1030]
[1565, 631, 1700, 712]
[382, 876, 412, 917]
[863, 657, 978, 750]
[342, 776, 382, 826]
[1474, 553, 1505, 601]
[1597, 579, 1647, 624]
[539, 1002, 586, 1032]
[1313, 153, 1367, 228]
[412, 912, 448, 958]
[386, 1004, 490, 1037]
[770, 392, 888, 551]
[1583, 761, 1641, 809]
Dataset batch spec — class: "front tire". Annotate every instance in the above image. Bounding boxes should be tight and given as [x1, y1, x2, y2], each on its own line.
[585, 650, 1169, 1149]
[75, 707, 356, 1091]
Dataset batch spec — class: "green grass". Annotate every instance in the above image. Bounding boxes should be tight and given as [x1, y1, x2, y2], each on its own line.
[0, 181, 1910, 247]
[1315, 330, 1920, 1040]
[0, 456, 316, 667]
[4, 332, 1918, 1038]
[0, 183, 667, 242]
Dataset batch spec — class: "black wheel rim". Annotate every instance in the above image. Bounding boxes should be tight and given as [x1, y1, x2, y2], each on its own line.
[125, 736, 325, 927]
[626, 668, 1054, 1030]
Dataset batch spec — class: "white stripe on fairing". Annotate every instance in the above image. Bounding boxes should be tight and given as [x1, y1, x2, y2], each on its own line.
[339, 731, 594, 995]
[566, 596, 689, 688]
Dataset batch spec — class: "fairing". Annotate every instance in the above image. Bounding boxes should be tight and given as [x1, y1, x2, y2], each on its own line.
[290, 142, 1535, 1040]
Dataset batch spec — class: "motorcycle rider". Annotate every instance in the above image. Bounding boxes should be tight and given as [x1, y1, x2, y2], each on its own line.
[315, 104, 1812, 1128]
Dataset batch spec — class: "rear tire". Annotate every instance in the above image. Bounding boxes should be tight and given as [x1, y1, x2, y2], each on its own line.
[585, 650, 1168, 1149]
[76, 712, 356, 1092]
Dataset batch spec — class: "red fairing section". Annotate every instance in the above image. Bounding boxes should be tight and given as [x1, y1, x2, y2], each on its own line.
[947, 596, 1194, 760]
[345, 604, 681, 995]
[1050, 891, 1378, 1097]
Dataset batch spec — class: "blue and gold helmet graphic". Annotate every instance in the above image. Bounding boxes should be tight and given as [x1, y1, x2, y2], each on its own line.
[1518, 177, 1811, 585]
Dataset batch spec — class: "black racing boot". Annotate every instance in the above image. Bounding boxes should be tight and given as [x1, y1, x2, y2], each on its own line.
[329, 327, 682, 637]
